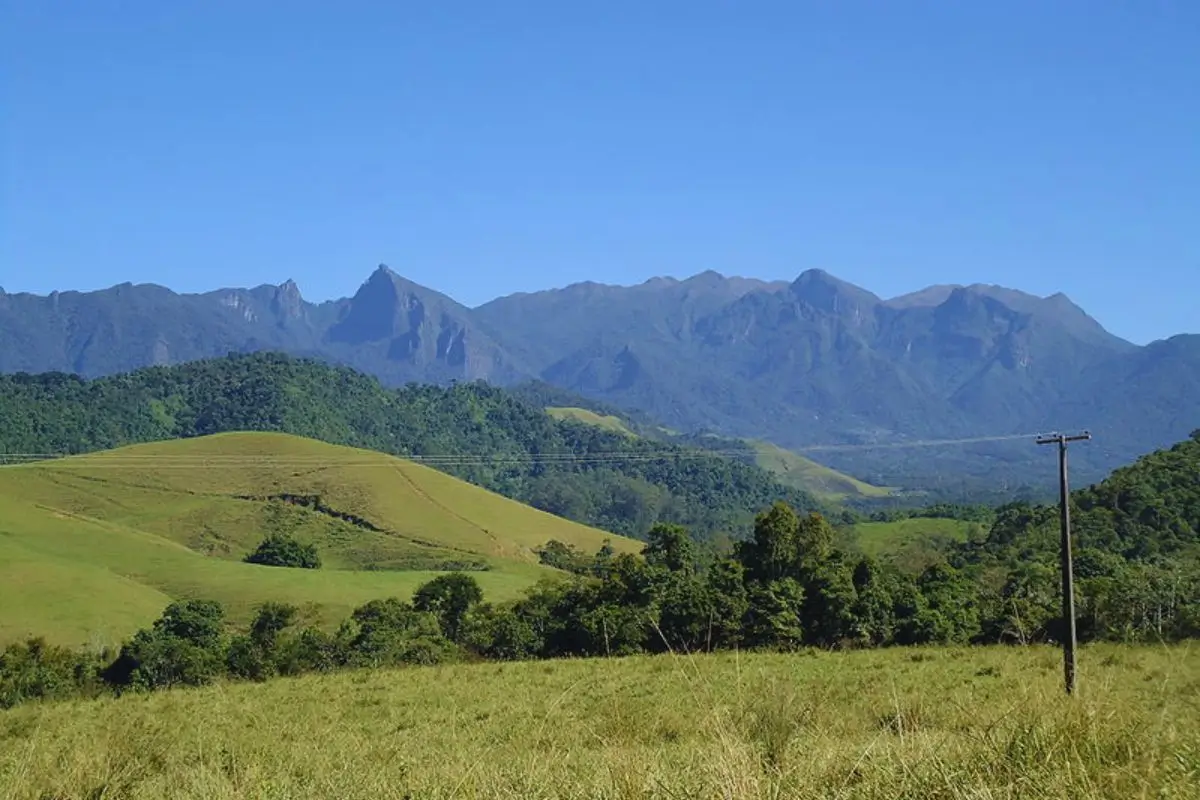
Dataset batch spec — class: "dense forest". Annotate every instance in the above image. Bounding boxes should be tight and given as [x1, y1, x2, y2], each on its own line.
[0, 352, 822, 539]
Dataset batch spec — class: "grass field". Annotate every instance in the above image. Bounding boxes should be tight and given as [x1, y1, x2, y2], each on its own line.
[545, 406, 638, 436]
[0, 433, 640, 648]
[746, 440, 894, 501]
[2, 644, 1197, 798]
[849, 518, 981, 558]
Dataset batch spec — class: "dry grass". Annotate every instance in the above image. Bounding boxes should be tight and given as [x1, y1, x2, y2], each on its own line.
[2, 643, 1197, 798]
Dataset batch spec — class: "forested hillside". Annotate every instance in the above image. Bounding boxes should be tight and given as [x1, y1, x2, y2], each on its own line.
[0, 353, 820, 540]
[949, 431, 1200, 642]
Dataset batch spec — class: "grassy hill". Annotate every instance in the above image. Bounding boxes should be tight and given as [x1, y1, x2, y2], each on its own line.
[849, 517, 980, 557]
[0, 432, 639, 647]
[0, 353, 823, 541]
[545, 406, 637, 436]
[841, 516, 982, 575]
[675, 432, 894, 501]
[541, 403, 892, 502]
[744, 440, 894, 500]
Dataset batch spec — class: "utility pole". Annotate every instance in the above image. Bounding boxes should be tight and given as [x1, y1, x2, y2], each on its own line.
[1036, 431, 1091, 695]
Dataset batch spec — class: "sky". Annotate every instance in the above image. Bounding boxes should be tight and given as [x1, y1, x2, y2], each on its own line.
[2, 1, 1197, 344]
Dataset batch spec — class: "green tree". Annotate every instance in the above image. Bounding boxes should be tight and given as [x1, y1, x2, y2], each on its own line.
[915, 563, 981, 644]
[737, 501, 801, 582]
[412, 573, 485, 642]
[652, 573, 713, 652]
[345, 597, 458, 667]
[103, 600, 228, 689]
[743, 578, 806, 650]
[0, 638, 105, 709]
[850, 557, 897, 646]
[244, 533, 321, 569]
[705, 559, 751, 649]
[796, 511, 836, 567]
[798, 555, 859, 646]
[643, 522, 697, 574]
[227, 602, 299, 681]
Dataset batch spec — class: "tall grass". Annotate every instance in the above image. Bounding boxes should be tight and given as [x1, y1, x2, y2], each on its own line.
[2, 643, 1196, 798]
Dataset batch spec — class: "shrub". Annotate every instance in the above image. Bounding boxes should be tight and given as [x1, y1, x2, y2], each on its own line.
[244, 533, 321, 569]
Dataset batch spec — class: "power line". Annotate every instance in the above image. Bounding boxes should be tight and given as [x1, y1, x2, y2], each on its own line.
[0, 431, 1049, 468]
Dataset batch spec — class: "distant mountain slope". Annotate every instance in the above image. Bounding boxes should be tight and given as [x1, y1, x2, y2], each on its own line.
[545, 407, 638, 436]
[738, 440, 893, 501]
[0, 433, 621, 646]
[0, 353, 820, 540]
[474, 271, 788, 371]
[1, 265, 1195, 490]
[543, 405, 891, 501]
[0, 266, 523, 384]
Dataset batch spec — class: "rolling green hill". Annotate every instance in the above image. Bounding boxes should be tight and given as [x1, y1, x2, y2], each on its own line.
[742, 439, 894, 500]
[541, 402, 892, 501]
[545, 406, 637, 436]
[0, 353, 822, 541]
[843, 517, 982, 575]
[0, 432, 639, 647]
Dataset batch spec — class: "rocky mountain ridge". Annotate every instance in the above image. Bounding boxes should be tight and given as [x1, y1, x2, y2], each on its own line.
[3, 264, 1196, 488]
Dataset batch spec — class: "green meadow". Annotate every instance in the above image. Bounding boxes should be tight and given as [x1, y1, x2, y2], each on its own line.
[0, 432, 640, 648]
[2, 643, 1196, 799]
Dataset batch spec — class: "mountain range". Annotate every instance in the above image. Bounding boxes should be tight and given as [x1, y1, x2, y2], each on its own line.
[3, 265, 1197, 489]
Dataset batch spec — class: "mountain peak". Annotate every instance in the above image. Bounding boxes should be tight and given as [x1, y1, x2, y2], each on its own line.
[272, 279, 304, 319]
[789, 269, 881, 316]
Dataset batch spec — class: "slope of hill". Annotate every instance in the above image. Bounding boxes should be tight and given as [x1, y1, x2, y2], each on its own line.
[537, 397, 891, 501]
[733, 440, 892, 501]
[3, 266, 1196, 489]
[966, 428, 1200, 563]
[545, 407, 637, 436]
[0, 353, 821, 540]
[0, 433, 639, 647]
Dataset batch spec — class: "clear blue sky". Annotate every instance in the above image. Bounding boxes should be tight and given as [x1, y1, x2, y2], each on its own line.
[2, 1, 1197, 344]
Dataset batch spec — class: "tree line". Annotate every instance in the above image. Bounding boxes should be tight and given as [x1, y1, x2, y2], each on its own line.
[6, 493, 1197, 711]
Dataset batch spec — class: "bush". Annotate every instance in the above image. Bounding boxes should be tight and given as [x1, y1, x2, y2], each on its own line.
[0, 638, 107, 708]
[244, 533, 321, 569]
[102, 599, 228, 690]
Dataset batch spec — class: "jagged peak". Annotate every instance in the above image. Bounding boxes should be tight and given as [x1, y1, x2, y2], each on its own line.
[354, 264, 444, 302]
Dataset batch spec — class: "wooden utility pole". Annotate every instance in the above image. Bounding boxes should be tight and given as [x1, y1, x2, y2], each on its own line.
[1036, 431, 1091, 695]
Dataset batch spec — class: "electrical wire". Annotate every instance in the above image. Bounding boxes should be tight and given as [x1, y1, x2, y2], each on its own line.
[0, 432, 1046, 468]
